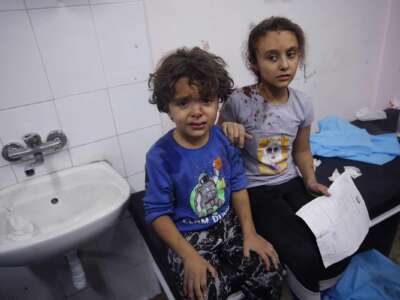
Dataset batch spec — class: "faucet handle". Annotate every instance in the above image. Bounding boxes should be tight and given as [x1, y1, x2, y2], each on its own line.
[46, 130, 67, 150]
[23, 133, 42, 148]
[2, 143, 25, 161]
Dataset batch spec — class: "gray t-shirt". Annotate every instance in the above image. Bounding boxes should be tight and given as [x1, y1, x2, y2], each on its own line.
[220, 85, 314, 188]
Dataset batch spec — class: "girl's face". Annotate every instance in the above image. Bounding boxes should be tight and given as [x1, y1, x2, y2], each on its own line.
[252, 30, 301, 91]
[168, 77, 218, 148]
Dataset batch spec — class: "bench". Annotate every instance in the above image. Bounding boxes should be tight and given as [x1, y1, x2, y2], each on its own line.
[129, 109, 400, 299]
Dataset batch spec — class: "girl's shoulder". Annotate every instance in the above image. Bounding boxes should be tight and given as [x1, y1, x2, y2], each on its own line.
[288, 87, 312, 104]
[288, 87, 314, 122]
[228, 84, 260, 106]
[231, 84, 258, 98]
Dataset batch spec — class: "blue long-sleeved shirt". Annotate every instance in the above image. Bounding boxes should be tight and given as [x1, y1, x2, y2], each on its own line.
[144, 126, 247, 232]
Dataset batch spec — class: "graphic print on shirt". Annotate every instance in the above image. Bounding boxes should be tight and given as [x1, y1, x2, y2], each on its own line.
[257, 135, 289, 175]
[189, 157, 226, 217]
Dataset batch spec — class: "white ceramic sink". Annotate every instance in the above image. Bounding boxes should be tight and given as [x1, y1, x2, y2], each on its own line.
[0, 161, 130, 266]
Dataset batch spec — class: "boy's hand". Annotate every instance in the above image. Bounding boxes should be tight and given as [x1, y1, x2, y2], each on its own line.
[243, 233, 280, 271]
[183, 253, 218, 300]
[221, 122, 252, 148]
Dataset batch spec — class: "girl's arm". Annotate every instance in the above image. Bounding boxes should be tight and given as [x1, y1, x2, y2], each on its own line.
[293, 126, 330, 196]
[152, 215, 217, 300]
[232, 189, 280, 270]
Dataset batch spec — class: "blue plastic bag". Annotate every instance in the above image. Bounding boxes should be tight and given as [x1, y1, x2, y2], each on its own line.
[323, 250, 400, 300]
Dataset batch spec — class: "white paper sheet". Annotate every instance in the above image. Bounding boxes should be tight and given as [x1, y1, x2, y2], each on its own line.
[296, 171, 371, 267]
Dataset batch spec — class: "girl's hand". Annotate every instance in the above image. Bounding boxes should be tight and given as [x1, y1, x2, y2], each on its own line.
[243, 233, 280, 271]
[306, 180, 330, 197]
[183, 253, 218, 300]
[220, 122, 252, 148]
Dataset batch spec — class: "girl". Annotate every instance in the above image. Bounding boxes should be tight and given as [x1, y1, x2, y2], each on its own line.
[219, 17, 348, 299]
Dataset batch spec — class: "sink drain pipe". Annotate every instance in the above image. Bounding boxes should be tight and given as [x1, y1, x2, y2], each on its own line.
[66, 251, 87, 290]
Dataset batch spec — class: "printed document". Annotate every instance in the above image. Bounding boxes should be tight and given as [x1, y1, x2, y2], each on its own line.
[296, 171, 371, 267]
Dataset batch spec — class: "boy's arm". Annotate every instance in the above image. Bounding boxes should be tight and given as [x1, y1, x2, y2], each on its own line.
[293, 126, 330, 196]
[232, 189, 280, 270]
[152, 215, 198, 261]
[231, 189, 257, 237]
[152, 215, 217, 300]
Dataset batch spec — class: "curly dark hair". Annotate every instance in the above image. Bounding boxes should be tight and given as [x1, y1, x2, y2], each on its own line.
[247, 16, 306, 82]
[148, 47, 234, 113]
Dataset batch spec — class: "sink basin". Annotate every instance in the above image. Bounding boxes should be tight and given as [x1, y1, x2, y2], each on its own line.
[0, 161, 130, 266]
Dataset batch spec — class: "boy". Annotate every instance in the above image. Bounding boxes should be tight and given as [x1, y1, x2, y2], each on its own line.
[144, 47, 284, 300]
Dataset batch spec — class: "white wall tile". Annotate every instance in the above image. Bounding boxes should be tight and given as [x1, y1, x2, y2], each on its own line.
[0, 102, 61, 144]
[12, 149, 72, 182]
[69, 136, 126, 176]
[119, 125, 161, 176]
[0, 0, 25, 10]
[91, 2, 152, 87]
[55, 90, 116, 147]
[25, 0, 88, 9]
[127, 171, 144, 192]
[109, 82, 160, 134]
[0, 11, 52, 110]
[29, 6, 106, 98]
[160, 112, 175, 134]
[0, 165, 16, 190]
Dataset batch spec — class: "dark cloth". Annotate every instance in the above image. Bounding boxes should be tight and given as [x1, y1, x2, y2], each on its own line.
[168, 211, 285, 300]
[248, 177, 349, 292]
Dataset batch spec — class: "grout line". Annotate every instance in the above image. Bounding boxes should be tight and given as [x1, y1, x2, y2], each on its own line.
[23, 4, 90, 11]
[52, 80, 148, 103]
[37, 122, 160, 152]
[110, 108, 130, 177]
[0, 1, 142, 12]
[88, 0, 143, 7]
[9, 164, 20, 184]
[371, 0, 393, 109]
[142, 0, 163, 128]
[104, 87, 129, 176]
[117, 123, 161, 137]
[88, 0, 108, 95]
[25, 6, 75, 171]
[125, 170, 144, 178]
[68, 134, 117, 149]
[0, 8, 26, 12]
[0, 98, 54, 112]
[88, 0, 129, 177]
[0, 1, 141, 12]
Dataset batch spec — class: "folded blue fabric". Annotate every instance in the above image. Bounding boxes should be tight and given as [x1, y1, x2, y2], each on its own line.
[311, 116, 400, 165]
[322, 250, 400, 300]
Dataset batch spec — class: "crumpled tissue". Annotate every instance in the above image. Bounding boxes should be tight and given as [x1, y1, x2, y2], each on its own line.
[355, 107, 386, 121]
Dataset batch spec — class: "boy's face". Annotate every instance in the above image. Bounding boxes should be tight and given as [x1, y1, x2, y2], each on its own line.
[168, 77, 218, 148]
[253, 30, 301, 90]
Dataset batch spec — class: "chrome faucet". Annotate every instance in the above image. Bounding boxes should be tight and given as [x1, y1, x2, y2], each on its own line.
[24, 152, 44, 176]
[1, 130, 68, 177]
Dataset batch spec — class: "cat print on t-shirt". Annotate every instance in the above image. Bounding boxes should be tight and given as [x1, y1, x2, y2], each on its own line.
[257, 135, 289, 175]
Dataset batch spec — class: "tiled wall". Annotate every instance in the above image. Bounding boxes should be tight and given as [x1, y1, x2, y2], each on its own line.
[0, 0, 162, 191]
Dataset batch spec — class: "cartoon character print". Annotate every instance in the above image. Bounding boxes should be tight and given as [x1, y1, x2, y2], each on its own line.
[257, 135, 289, 175]
[189, 157, 226, 218]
